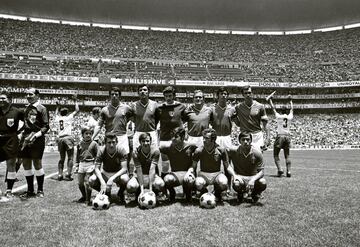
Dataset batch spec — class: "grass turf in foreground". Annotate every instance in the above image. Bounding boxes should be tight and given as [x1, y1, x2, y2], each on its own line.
[0, 150, 359, 247]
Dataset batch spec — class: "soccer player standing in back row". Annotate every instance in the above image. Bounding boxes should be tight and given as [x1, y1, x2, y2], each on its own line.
[185, 90, 213, 147]
[231, 85, 270, 152]
[155, 86, 187, 177]
[211, 87, 236, 194]
[92, 87, 132, 153]
[131, 84, 159, 149]
[267, 95, 294, 177]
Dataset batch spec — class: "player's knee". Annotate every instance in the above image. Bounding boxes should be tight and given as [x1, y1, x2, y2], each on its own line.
[215, 174, 228, 191]
[126, 179, 139, 193]
[233, 178, 246, 192]
[195, 177, 206, 191]
[119, 174, 130, 186]
[153, 178, 165, 191]
[184, 172, 195, 184]
[164, 174, 176, 187]
[255, 178, 267, 192]
[88, 174, 97, 187]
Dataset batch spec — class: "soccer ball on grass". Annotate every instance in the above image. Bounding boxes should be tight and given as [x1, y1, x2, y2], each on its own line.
[199, 192, 216, 209]
[92, 193, 110, 210]
[138, 191, 156, 209]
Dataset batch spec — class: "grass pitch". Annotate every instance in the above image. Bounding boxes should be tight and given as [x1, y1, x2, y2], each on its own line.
[0, 150, 359, 247]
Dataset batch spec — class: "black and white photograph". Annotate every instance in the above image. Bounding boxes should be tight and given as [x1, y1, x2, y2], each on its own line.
[0, 0, 359, 246]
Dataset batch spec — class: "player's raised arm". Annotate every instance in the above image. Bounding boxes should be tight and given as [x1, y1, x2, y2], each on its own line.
[71, 94, 80, 116]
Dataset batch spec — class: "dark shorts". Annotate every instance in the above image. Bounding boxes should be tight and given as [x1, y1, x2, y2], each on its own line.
[274, 135, 291, 149]
[0, 135, 19, 162]
[19, 136, 45, 159]
[57, 136, 75, 152]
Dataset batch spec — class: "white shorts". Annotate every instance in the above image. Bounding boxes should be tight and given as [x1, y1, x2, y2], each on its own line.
[216, 135, 233, 149]
[187, 136, 203, 147]
[116, 134, 130, 154]
[198, 171, 223, 185]
[78, 161, 95, 174]
[251, 132, 264, 152]
[132, 131, 158, 150]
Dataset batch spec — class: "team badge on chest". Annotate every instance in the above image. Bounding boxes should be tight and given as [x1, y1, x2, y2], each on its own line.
[169, 111, 174, 117]
[7, 118, 15, 127]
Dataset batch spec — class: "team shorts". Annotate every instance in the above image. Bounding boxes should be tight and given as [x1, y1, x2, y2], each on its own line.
[198, 171, 223, 185]
[0, 135, 19, 162]
[216, 135, 233, 149]
[91, 170, 130, 188]
[132, 131, 158, 150]
[116, 134, 130, 154]
[19, 135, 45, 159]
[251, 132, 264, 152]
[129, 174, 162, 188]
[57, 135, 75, 152]
[78, 161, 95, 174]
[274, 135, 291, 149]
[187, 135, 203, 147]
[168, 170, 195, 185]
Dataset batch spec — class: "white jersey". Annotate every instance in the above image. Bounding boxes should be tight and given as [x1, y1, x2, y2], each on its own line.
[87, 116, 98, 130]
[55, 113, 75, 137]
[275, 111, 293, 135]
[87, 116, 99, 141]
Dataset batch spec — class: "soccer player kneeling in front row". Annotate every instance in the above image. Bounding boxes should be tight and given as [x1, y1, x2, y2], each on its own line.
[126, 133, 165, 202]
[89, 132, 130, 203]
[227, 132, 267, 203]
[75, 126, 99, 205]
[192, 128, 229, 202]
[159, 127, 197, 203]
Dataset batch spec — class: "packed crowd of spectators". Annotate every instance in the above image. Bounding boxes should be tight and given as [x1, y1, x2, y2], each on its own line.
[1, 18, 360, 82]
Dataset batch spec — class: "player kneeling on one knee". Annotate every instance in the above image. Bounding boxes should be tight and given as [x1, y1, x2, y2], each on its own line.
[89, 132, 130, 203]
[75, 126, 99, 205]
[160, 127, 197, 202]
[192, 128, 230, 202]
[127, 133, 165, 203]
[227, 132, 267, 203]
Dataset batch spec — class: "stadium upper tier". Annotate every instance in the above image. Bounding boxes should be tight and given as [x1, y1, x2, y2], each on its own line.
[1, 18, 360, 62]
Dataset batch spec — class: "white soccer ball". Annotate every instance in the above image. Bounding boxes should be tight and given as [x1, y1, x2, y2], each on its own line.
[199, 192, 216, 209]
[92, 193, 110, 210]
[138, 191, 157, 209]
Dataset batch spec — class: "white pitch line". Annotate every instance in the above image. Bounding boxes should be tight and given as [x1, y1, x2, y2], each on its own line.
[12, 169, 67, 193]
[267, 166, 360, 173]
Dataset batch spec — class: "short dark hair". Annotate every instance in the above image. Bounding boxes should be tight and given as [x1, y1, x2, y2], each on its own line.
[216, 87, 228, 97]
[81, 126, 93, 136]
[163, 86, 176, 96]
[238, 132, 252, 143]
[104, 132, 118, 142]
[92, 107, 101, 115]
[171, 127, 186, 140]
[241, 85, 251, 94]
[202, 128, 217, 142]
[109, 87, 121, 96]
[60, 107, 69, 116]
[137, 84, 149, 92]
[139, 132, 152, 143]
[28, 87, 40, 95]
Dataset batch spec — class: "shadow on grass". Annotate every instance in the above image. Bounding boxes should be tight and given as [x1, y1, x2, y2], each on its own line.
[227, 197, 265, 207]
